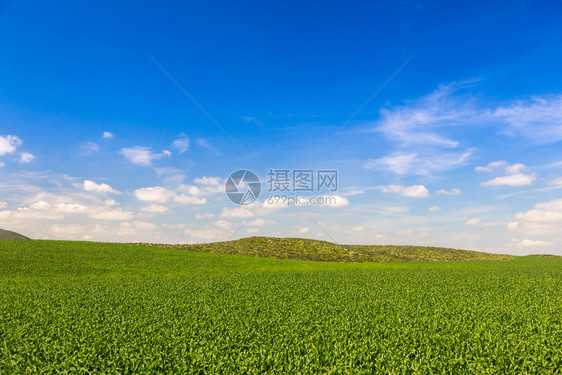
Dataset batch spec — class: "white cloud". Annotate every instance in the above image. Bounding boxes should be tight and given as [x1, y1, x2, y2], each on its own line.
[195, 213, 215, 219]
[102, 131, 114, 139]
[247, 218, 266, 226]
[83, 180, 120, 194]
[322, 195, 350, 207]
[214, 220, 232, 229]
[184, 228, 218, 240]
[366, 150, 472, 175]
[382, 185, 430, 198]
[475, 160, 507, 172]
[4, 194, 142, 226]
[505, 163, 526, 175]
[509, 199, 562, 236]
[436, 188, 461, 195]
[0, 135, 22, 155]
[177, 185, 202, 196]
[133, 180, 220, 206]
[194, 176, 221, 186]
[120, 147, 167, 166]
[29, 200, 50, 210]
[51, 224, 88, 237]
[133, 186, 175, 203]
[515, 239, 553, 247]
[297, 226, 310, 234]
[352, 226, 364, 231]
[247, 228, 260, 234]
[0, 208, 64, 221]
[483, 173, 536, 187]
[19, 152, 35, 163]
[0, 201, 6, 208]
[466, 218, 481, 225]
[494, 95, 562, 143]
[104, 199, 119, 206]
[220, 207, 254, 218]
[481, 163, 536, 187]
[54, 203, 87, 214]
[141, 204, 169, 214]
[428, 206, 441, 212]
[131, 221, 158, 231]
[117, 221, 158, 236]
[173, 195, 207, 205]
[89, 208, 133, 221]
[177, 179, 222, 197]
[172, 134, 190, 154]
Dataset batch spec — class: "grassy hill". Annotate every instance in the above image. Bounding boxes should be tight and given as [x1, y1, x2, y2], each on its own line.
[0, 228, 29, 240]
[150, 236, 514, 262]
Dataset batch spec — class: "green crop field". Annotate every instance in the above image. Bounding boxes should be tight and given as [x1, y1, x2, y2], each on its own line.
[1, 239, 561, 373]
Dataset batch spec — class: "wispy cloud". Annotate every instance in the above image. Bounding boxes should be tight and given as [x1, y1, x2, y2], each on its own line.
[436, 188, 461, 195]
[376, 82, 475, 148]
[120, 146, 170, 166]
[79, 142, 99, 155]
[366, 82, 478, 176]
[366, 150, 472, 175]
[196, 138, 221, 156]
[475, 160, 507, 172]
[242, 116, 264, 127]
[367, 82, 562, 177]
[172, 134, 190, 154]
[494, 95, 562, 144]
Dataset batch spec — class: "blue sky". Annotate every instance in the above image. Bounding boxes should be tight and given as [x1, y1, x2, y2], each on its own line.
[2, 0, 562, 254]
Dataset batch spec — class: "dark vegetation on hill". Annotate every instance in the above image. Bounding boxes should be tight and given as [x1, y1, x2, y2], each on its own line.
[0, 228, 29, 240]
[149, 236, 514, 262]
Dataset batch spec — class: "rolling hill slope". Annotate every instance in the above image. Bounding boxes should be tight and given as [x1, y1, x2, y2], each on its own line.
[0, 228, 29, 240]
[150, 236, 514, 262]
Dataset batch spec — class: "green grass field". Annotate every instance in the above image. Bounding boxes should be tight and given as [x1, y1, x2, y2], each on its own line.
[1, 239, 561, 373]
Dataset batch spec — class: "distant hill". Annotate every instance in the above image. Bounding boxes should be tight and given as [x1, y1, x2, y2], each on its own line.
[150, 236, 514, 262]
[0, 229, 29, 240]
